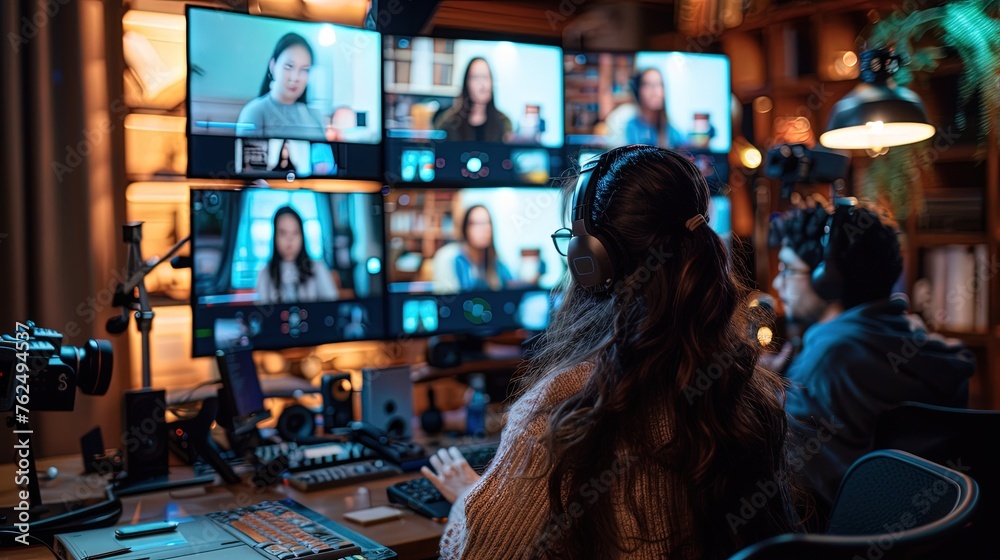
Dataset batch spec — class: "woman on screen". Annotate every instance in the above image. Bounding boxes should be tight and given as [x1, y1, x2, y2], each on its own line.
[271, 140, 296, 172]
[622, 68, 685, 148]
[434, 57, 512, 143]
[453, 205, 512, 291]
[256, 206, 338, 304]
[237, 33, 325, 141]
[424, 146, 793, 558]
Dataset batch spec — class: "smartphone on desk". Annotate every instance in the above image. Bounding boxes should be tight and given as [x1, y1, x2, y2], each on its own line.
[115, 520, 178, 539]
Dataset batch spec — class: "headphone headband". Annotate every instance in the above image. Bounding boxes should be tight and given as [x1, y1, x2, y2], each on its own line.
[812, 197, 857, 302]
[565, 148, 710, 293]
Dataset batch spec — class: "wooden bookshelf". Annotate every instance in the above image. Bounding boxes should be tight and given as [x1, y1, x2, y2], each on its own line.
[725, 1, 1000, 409]
[912, 232, 990, 247]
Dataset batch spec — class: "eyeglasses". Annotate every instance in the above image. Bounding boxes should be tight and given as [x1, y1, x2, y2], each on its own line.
[776, 261, 812, 278]
[551, 228, 572, 256]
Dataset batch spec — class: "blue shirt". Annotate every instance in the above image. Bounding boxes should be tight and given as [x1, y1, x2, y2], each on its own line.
[624, 116, 685, 148]
[784, 298, 974, 504]
[454, 252, 513, 291]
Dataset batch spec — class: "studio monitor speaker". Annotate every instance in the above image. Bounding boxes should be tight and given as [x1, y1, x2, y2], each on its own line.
[321, 373, 354, 432]
[277, 404, 318, 443]
[361, 365, 413, 438]
[122, 388, 169, 481]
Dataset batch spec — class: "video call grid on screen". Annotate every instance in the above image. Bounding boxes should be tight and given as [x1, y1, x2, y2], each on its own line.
[190, 188, 386, 357]
[384, 187, 567, 337]
[563, 51, 732, 154]
[186, 6, 382, 180]
[383, 36, 565, 187]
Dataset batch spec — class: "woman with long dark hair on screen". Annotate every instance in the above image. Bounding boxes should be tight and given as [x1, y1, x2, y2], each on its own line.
[237, 33, 325, 140]
[453, 205, 513, 291]
[424, 145, 794, 559]
[622, 68, 685, 148]
[272, 140, 296, 172]
[434, 57, 512, 143]
[256, 206, 338, 304]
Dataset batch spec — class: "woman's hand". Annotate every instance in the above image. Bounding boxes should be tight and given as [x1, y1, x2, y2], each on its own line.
[421, 446, 481, 504]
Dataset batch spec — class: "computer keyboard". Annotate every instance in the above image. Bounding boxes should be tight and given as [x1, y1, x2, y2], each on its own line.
[387, 477, 452, 521]
[256, 440, 369, 472]
[386, 442, 499, 522]
[207, 500, 366, 559]
[284, 459, 403, 492]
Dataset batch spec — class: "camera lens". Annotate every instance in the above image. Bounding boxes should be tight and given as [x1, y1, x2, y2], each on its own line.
[61, 339, 113, 396]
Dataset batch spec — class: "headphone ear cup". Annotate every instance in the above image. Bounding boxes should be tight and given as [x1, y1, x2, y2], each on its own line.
[567, 234, 614, 291]
[811, 261, 843, 302]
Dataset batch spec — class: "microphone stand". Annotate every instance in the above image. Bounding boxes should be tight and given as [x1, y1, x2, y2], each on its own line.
[107, 224, 239, 491]
[110, 222, 190, 389]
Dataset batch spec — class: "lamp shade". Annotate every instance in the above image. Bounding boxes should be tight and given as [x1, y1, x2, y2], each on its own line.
[819, 82, 935, 150]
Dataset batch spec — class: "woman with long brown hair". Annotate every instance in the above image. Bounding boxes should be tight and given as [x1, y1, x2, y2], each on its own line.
[424, 145, 794, 559]
[452, 204, 513, 291]
[434, 57, 513, 143]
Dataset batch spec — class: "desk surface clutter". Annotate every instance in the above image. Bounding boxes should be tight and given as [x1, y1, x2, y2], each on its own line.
[0, 456, 444, 560]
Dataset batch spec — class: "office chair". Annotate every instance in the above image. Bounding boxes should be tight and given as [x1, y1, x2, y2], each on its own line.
[871, 401, 1000, 557]
[727, 450, 978, 560]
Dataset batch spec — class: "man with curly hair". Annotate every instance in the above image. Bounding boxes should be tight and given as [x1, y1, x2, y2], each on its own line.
[777, 203, 974, 517]
[765, 205, 837, 373]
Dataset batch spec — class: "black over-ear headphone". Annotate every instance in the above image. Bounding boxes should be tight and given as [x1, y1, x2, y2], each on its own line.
[567, 154, 624, 292]
[811, 197, 858, 302]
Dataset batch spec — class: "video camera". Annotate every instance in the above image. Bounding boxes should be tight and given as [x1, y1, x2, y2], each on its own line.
[764, 143, 850, 198]
[0, 321, 113, 412]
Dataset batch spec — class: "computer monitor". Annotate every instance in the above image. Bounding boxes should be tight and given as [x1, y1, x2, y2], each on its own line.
[564, 51, 731, 192]
[186, 6, 382, 180]
[384, 187, 566, 336]
[709, 195, 732, 244]
[190, 187, 386, 357]
[384, 36, 564, 186]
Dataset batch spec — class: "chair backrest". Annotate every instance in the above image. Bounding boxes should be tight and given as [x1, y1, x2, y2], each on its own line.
[727, 450, 978, 560]
[826, 449, 974, 535]
[872, 402, 1000, 505]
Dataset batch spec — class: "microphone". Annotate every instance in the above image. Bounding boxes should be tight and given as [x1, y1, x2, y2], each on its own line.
[106, 311, 130, 335]
[106, 283, 132, 335]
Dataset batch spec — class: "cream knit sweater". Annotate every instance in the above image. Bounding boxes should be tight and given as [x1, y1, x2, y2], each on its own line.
[439, 363, 695, 559]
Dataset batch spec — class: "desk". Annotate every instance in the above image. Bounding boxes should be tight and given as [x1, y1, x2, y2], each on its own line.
[0, 455, 443, 560]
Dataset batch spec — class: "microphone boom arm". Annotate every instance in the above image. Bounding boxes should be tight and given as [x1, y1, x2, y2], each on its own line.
[120, 234, 192, 295]
[107, 223, 190, 389]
